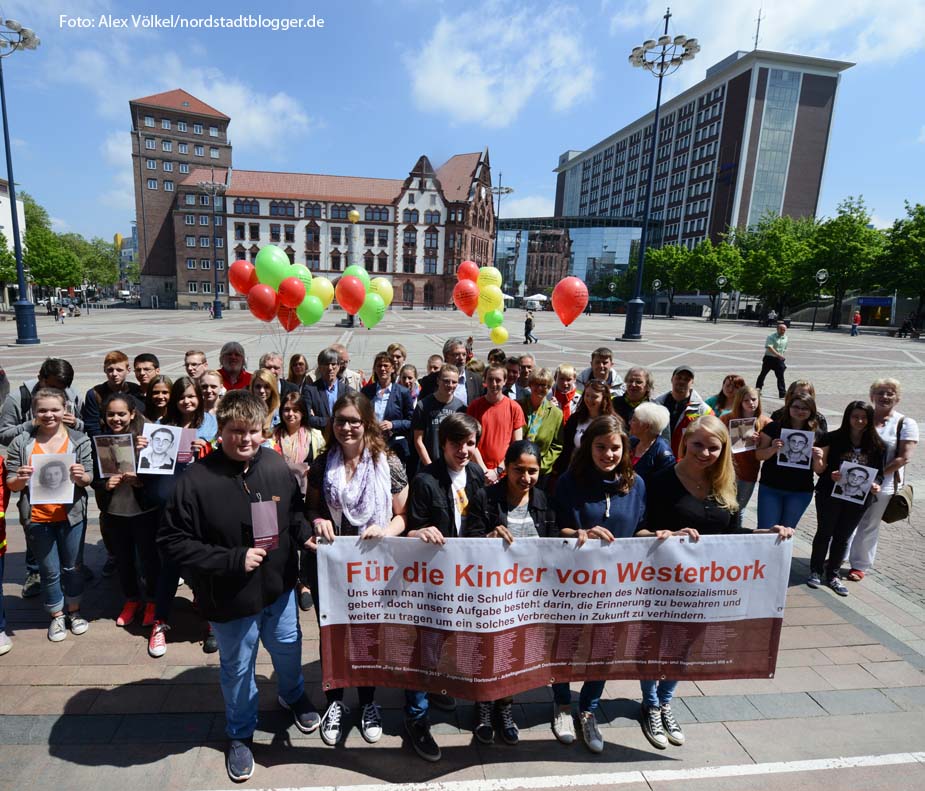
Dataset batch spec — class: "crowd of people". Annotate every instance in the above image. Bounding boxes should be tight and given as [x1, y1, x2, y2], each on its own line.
[0, 334, 916, 782]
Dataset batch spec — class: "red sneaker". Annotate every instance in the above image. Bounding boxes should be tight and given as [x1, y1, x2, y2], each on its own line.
[148, 621, 169, 658]
[142, 602, 157, 627]
[847, 569, 865, 581]
[116, 600, 141, 627]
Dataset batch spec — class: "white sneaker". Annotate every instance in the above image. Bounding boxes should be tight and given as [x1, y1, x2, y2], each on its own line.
[579, 710, 604, 753]
[48, 615, 67, 642]
[320, 701, 348, 746]
[360, 702, 382, 743]
[552, 706, 575, 744]
[661, 704, 685, 746]
[0, 631, 11, 656]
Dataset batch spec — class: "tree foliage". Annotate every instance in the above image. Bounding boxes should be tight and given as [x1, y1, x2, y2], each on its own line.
[876, 202, 925, 317]
[645, 244, 691, 316]
[0, 231, 16, 285]
[687, 239, 743, 319]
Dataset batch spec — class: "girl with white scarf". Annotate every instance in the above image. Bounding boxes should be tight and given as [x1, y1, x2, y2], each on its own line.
[305, 393, 408, 749]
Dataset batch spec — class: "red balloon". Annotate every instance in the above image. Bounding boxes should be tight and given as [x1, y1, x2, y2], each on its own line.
[229, 259, 259, 295]
[453, 279, 480, 316]
[457, 260, 479, 282]
[277, 304, 301, 332]
[335, 275, 366, 315]
[552, 276, 589, 327]
[247, 284, 279, 322]
[278, 276, 306, 309]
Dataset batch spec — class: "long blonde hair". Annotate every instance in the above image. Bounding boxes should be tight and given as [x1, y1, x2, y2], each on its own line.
[679, 415, 738, 512]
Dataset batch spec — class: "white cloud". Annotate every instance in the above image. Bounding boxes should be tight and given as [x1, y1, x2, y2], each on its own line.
[869, 213, 894, 230]
[608, 0, 925, 93]
[49, 217, 69, 231]
[99, 130, 135, 216]
[503, 195, 555, 218]
[918, 126, 925, 144]
[409, 2, 594, 127]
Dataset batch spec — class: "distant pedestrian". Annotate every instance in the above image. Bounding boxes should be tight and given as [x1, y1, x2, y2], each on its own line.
[524, 312, 538, 344]
[53, 305, 59, 323]
[850, 310, 861, 336]
[209, 304, 215, 319]
[756, 323, 788, 399]
[58, 307, 66, 324]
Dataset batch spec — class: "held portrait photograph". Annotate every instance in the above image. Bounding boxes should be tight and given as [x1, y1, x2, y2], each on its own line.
[30, 453, 76, 505]
[832, 462, 879, 503]
[138, 424, 182, 474]
[776, 428, 815, 469]
[728, 417, 757, 454]
[93, 434, 136, 478]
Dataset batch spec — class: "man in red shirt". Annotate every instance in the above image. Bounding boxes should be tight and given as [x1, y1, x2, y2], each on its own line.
[467, 364, 525, 484]
[219, 342, 252, 391]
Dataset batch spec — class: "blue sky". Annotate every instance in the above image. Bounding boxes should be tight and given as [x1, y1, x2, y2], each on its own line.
[4, 0, 923, 239]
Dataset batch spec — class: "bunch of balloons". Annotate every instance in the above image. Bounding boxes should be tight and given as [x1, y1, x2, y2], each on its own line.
[452, 260, 509, 344]
[229, 245, 393, 333]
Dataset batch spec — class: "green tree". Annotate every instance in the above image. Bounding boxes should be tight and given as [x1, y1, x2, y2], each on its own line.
[735, 214, 816, 316]
[643, 244, 692, 317]
[0, 231, 16, 286]
[876, 202, 925, 321]
[810, 197, 884, 329]
[687, 239, 743, 321]
[22, 193, 82, 290]
[83, 238, 120, 287]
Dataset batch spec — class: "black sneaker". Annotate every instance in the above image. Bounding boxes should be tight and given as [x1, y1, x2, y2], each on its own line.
[203, 628, 218, 654]
[21, 572, 41, 599]
[80, 565, 95, 582]
[278, 693, 320, 734]
[225, 738, 254, 782]
[474, 701, 494, 744]
[320, 701, 348, 746]
[498, 701, 519, 745]
[405, 716, 441, 762]
[427, 692, 456, 711]
[298, 589, 313, 611]
[102, 555, 117, 577]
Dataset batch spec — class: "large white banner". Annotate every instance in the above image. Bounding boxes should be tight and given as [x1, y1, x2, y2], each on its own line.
[318, 535, 792, 700]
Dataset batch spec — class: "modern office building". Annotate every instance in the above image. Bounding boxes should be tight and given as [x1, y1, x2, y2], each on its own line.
[554, 50, 852, 248]
[496, 216, 658, 297]
[129, 89, 495, 309]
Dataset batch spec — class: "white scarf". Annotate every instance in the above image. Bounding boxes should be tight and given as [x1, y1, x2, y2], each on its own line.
[323, 445, 391, 535]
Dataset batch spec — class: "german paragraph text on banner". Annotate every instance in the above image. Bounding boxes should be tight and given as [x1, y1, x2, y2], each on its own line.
[317, 535, 792, 701]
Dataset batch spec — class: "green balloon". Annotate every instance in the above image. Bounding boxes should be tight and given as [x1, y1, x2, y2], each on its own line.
[343, 264, 371, 291]
[358, 292, 385, 330]
[255, 245, 291, 289]
[290, 263, 312, 291]
[485, 309, 504, 329]
[296, 295, 325, 326]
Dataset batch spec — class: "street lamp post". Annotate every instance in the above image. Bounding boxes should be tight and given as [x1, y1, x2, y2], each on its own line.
[0, 19, 40, 344]
[651, 278, 662, 319]
[198, 169, 226, 319]
[621, 8, 699, 342]
[713, 274, 727, 323]
[490, 172, 514, 271]
[810, 268, 828, 332]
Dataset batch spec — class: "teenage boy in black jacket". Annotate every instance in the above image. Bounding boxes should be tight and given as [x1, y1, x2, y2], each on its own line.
[159, 391, 319, 783]
[403, 412, 485, 762]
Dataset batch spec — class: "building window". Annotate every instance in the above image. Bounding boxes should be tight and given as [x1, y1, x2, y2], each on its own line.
[403, 227, 417, 246]
[194, 145, 204, 157]
[186, 214, 195, 225]
[331, 205, 351, 220]
[188, 282, 198, 293]
[210, 147, 219, 159]
[199, 215, 210, 226]
[364, 251, 374, 271]
[270, 201, 295, 217]
[186, 258, 196, 269]
[403, 255, 415, 274]
[209, 126, 219, 137]
[147, 178, 158, 190]
[424, 256, 437, 274]
[179, 163, 189, 174]
[144, 115, 155, 127]
[377, 229, 388, 247]
[215, 237, 224, 248]
[193, 123, 203, 134]
[403, 209, 419, 223]
[217, 283, 225, 294]
[424, 229, 439, 248]
[364, 229, 375, 246]
[164, 180, 174, 191]
[284, 224, 295, 243]
[365, 206, 388, 222]
[305, 223, 319, 244]
[163, 161, 173, 172]
[330, 251, 341, 271]
[145, 138, 156, 150]
[200, 259, 211, 269]
[199, 195, 210, 206]
[305, 254, 320, 270]
[249, 223, 259, 240]
[377, 252, 388, 272]
[162, 140, 172, 152]
[146, 159, 156, 170]
[199, 236, 210, 247]
[185, 194, 196, 205]
[214, 215, 223, 226]
[331, 227, 341, 245]
[178, 143, 189, 154]
[235, 223, 245, 240]
[177, 120, 187, 132]
[304, 203, 321, 218]
[270, 224, 281, 242]
[161, 119, 171, 129]
[216, 258, 225, 270]
[424, 210, 440, 224]
[407, 193, 415, 205]
[201, 281, 211, 294]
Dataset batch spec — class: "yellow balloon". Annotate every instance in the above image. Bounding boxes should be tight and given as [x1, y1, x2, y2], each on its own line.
[490, 325, 509, 345]
[309, 275, 335, 308]
[476, 266, 503, 289]
[478, 284, 504, 314]
[348, 209, 360, 224]
[370, 277, 393, 307]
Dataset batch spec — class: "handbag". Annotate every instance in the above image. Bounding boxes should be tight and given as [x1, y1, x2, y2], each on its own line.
[881, 417, 914, 524]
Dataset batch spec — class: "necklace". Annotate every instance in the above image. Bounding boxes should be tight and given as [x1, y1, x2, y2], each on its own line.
[677, 463, 708, 492]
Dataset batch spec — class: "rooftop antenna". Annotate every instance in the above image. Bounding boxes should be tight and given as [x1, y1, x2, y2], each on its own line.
[753, 5, 764, 50]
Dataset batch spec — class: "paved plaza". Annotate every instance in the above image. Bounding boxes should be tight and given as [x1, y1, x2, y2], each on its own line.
[1, 307, 925, 791]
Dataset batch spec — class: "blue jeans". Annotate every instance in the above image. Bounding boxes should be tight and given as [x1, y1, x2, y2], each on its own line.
[405, 689, 429, 721]
[210, 589, 304, 740]
[757, 485, 813, 530]
[641, 679, 678, 708]
[26, 520, 84, 614]
[552, 680, 606, 713]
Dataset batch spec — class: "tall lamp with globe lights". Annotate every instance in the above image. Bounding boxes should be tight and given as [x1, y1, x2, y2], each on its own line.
[197, 170, 226, 319]
[810, 268, 829, 332]
[621, 9, 699, 342]
[0, 19, 40, 344]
